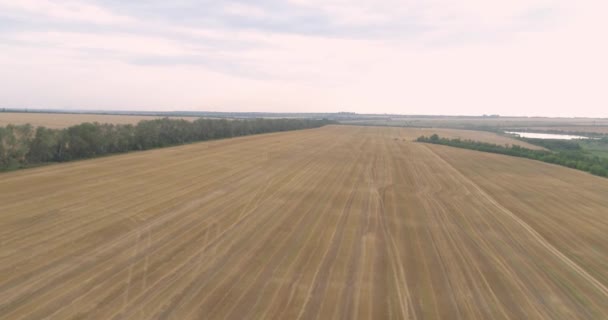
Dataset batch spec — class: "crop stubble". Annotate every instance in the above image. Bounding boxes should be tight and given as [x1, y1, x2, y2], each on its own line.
[0, 125, 607, 319]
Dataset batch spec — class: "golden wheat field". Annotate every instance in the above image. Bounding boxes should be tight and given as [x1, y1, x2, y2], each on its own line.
[1, 125, 607, 319]
[0, 112, 195, 129]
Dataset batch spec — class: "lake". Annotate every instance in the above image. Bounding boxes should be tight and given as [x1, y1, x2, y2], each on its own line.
[505, 131, 590, 140]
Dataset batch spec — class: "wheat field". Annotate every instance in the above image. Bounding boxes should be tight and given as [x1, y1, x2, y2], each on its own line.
[1, 125, 607, 319]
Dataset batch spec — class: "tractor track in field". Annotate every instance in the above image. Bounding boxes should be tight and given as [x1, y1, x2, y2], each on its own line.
[2, 125, 608, 319]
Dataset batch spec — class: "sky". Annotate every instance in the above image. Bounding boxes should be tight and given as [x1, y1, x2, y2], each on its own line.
[0, 0, 606, 117]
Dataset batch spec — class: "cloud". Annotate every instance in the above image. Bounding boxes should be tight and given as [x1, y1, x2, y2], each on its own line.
[288, 0, 390, 26]
[0, 0, 606, 117]
[223, 2, 270, 20]
[8, 31, 194, 56]
[0, 0, 134, 25]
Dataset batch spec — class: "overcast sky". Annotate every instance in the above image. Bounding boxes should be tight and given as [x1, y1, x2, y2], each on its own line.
[0, 0, 606, 116]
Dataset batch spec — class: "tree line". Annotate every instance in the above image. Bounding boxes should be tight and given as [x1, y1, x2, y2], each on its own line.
[417, 134, 608, 177]
[0, 118, 334, 171]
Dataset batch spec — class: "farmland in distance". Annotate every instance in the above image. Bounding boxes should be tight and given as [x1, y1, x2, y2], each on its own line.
[0, 112, 197, 129]
[1, 125, 607, 319]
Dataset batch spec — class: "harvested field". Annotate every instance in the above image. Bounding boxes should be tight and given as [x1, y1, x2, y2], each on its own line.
[0, 112, 195, 128]
[0, 111, 541, 149]
[343, 117, 608, 129]
[1, 125, 607, 319]
[396, 127, 544, 149]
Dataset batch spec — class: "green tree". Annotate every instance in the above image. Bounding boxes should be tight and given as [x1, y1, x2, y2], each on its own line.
[27, 127, 59, 162]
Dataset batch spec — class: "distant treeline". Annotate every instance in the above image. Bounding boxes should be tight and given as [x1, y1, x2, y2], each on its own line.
[518, 138, 584, 151]
[417, 134, 608, 177]
[0, 118, 334, 171]
[0, 108, 375, 121]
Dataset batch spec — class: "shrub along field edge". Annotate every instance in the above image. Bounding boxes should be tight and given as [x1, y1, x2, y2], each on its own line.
[417, 134, 608, 177]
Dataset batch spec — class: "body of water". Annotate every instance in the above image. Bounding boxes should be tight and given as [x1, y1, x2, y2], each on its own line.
[505, 131, 590, 140]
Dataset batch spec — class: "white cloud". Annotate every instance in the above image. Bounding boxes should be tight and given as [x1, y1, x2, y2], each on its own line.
[289, 0, 561, 32]
[0, 0, 606, 117]
[0, 0, 134, 24]
[288, 0, 394, 26]
[6, 31, 194, 56]
[223, 3, 270, 20]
